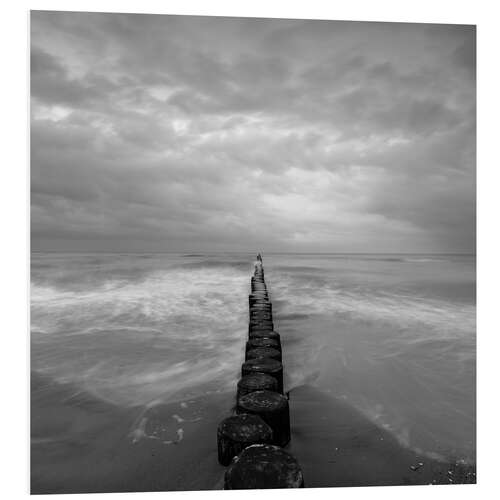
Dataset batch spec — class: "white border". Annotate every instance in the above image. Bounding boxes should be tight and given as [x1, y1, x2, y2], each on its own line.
[1, 1, 498, 499]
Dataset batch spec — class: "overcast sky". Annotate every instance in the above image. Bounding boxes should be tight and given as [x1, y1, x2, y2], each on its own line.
[30, 12, 475, 253]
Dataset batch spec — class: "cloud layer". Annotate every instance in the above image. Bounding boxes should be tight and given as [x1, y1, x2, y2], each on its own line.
[31, 12, 476, 253]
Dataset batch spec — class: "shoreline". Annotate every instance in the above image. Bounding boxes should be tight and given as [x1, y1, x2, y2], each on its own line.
[31, 372, 475, 493]
[288, 385, 475, 487]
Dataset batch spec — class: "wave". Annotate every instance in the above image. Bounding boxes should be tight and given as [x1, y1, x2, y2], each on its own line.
[178, 260, 252, 271]
[269, 272, 475, 338]
[31, 265, 250, 407]
[401, 258, 448, 263]
[273, 254, 456, 263]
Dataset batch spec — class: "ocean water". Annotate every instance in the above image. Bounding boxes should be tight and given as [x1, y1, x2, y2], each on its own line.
[31, 252, 476, 467]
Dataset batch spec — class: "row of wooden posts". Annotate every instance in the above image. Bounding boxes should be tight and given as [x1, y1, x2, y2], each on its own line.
[217, 254, 304, 489]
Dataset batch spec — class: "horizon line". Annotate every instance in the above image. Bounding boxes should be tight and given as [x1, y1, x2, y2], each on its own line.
[30, 250, 477, 256]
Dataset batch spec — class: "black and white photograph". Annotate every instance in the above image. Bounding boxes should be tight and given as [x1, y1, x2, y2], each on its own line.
[29, 8, 476, 494]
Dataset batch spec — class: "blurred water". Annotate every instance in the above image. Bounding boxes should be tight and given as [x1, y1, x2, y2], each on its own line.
[31, 252, 475, 463]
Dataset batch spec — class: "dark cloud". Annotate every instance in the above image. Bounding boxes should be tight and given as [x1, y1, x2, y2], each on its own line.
[30, 12, 475, 253]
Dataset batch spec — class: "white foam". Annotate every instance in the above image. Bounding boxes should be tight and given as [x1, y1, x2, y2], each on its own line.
[271, 274, 475, 339]
[31, 265, 249, 407]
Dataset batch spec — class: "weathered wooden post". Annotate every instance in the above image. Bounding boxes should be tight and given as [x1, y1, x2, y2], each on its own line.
[248, 330, 280, 341]
[250, 306, 272, 314]
[237, 373, 278, 399]
[241, 358, 284, 393]
[217, 414, 273, 466]
[249, 310, 272, 316]
[249, 321, 274, 331]
[245, 337, 281, 353]
[246, 346, 282, 362]
[250, 311, 272, 318]
[249, 294, 269, 304]
[237, 390, 290, 446]
[250, 302, 272, 308]
[224, 444, 304, 489]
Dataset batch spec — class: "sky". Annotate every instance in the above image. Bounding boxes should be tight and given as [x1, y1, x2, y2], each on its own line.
[30, 11, 476, 253]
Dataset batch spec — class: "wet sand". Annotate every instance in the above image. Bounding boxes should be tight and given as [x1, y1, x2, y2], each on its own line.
[288, 385, 475, 487]
[31, 372, 475, 493]
[31, 373, 230, 493]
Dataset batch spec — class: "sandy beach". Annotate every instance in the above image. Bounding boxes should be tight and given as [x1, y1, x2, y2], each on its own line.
[31, 371, 475, 494]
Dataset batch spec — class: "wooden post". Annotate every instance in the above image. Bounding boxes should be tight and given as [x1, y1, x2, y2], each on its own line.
[237, 373, 278, 399]
[224, 444, 304, 489]
[248, 330, 280, 341]
[237, 390, 291, 447]
[250, 305, 272, 313]
[249, 321, 274, 331]
[250, 311, 272, 319]
[245, 346, 282, 362]
[217, 414, 273, 466]
[241, 358, 283, 393]
[245, 337, 281, 353]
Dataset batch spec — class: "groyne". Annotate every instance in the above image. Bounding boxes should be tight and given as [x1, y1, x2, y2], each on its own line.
[216, 254, 304, 489]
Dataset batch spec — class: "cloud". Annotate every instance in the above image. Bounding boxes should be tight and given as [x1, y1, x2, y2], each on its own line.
[30, 12, 475, 253]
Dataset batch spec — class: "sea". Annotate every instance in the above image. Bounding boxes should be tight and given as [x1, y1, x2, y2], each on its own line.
[31, 252, 476, 477]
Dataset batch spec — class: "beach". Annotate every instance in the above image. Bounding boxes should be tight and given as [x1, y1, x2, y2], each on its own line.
[31, 376, 474, 493]
[31, 252, 476, 492]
